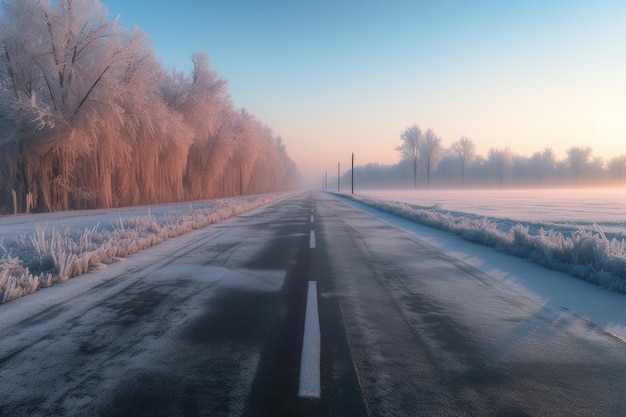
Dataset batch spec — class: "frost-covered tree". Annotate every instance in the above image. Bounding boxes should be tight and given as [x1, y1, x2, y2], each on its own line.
[420, 129, 444, 188]
[0, 0, 150, 211]
[451, 136, 476, 186]
[0, 0, 297, 213]
[529, 148, 557, 185]
[1, 0, 150, 131]
[486, 147, 514, 186]
[566, 146, 593, 183]
[608, 155, 626, 183]
[162, 52, 233, 199]
[396, 124, 422, 189]
[232, 109, 264, 195]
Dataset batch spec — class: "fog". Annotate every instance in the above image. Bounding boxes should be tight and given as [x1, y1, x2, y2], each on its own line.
[335, 126, 626, 190]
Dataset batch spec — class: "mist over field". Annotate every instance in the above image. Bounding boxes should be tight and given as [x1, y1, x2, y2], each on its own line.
[334, 125, 626, 191]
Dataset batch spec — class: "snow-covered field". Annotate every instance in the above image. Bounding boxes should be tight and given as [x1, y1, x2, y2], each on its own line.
[358, 188, 626, 237]
[0, 192, 294, 304]
[343, 188, 626, 293]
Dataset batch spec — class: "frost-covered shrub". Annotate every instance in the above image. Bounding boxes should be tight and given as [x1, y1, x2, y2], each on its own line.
[507, 224, 536, 258]
[0, 257, 47, 303]
[0, 192, 291, 304]
[461, 217, 511, 249]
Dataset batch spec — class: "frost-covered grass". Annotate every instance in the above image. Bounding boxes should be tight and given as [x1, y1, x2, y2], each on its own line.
[0, 192, 292, 304]
[339, 193, 626, 294]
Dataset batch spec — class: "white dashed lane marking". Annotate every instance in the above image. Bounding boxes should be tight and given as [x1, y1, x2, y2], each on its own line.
[299, 206, 320, 397]
[298, 281, 321, 398]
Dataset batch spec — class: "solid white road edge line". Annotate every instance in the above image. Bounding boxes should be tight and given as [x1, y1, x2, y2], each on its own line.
[310, 230, 316, 249]
[298, 281, 321, 398]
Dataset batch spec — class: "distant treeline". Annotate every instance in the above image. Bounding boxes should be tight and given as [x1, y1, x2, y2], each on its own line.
[0, 0, 298, 214]
[343, 124, 626, 189]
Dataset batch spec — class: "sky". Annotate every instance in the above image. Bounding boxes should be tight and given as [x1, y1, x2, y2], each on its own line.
[103, 0, 626, 182]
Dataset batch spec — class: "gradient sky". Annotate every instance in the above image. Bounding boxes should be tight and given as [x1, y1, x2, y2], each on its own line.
[104, 0, 626, 181]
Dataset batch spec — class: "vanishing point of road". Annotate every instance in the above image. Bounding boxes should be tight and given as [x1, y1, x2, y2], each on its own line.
[1, 192, 625, 416]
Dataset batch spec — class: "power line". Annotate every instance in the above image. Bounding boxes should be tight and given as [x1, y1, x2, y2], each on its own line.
[320, 153, 356, 193]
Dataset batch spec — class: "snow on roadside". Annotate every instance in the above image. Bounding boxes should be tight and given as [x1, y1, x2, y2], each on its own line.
[337, 193, 626, 294]
[334, 193, 626, 344]
[0, 192, 293, 304]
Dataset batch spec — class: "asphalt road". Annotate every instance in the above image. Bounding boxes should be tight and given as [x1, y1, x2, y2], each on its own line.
[1, 191, 625, 416]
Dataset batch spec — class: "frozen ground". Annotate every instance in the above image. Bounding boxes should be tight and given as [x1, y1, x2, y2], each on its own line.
[344, 189, 626, 293]
[0, 192, 293, 304]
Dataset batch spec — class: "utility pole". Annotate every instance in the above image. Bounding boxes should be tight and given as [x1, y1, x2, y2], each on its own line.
[337, 162, 340, 192]
[325, 170, 327, 190]
[351, 152, 354, 194]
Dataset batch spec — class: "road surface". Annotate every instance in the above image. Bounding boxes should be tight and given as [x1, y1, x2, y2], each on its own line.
[1, 191, 625, 416]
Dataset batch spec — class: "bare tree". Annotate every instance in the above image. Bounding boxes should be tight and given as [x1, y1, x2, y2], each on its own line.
[451, 136, 476, 186]
[395, 124, 422, 189]
[420, 129, 444, 188]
